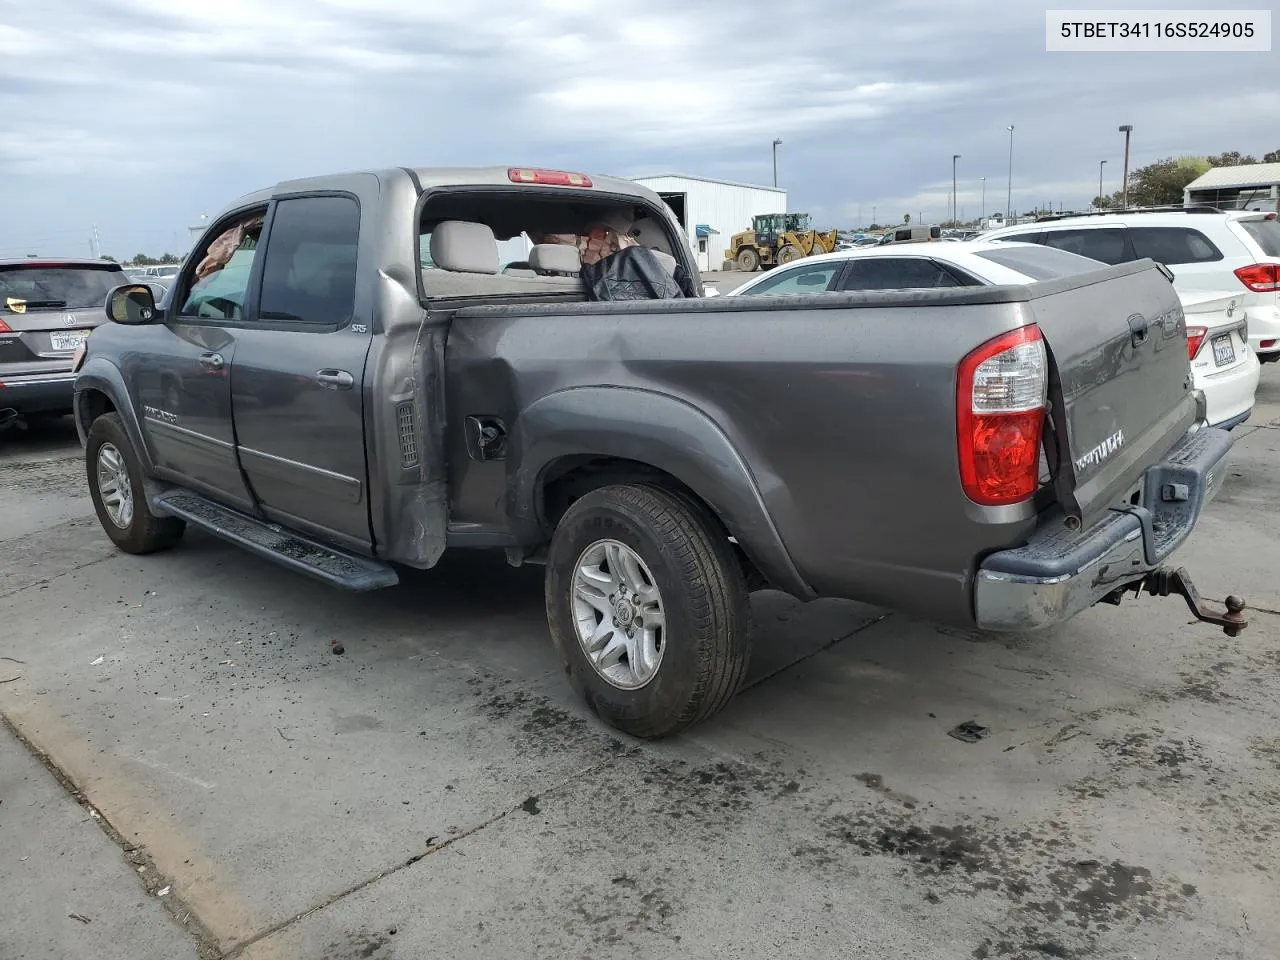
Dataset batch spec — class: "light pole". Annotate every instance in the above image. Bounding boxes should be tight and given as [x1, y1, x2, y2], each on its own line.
[772, 138, 782, 188]
[952, 154, 961, 226]
[1006, 125, 1015, 222]
[1118, 125, 1132, 208]
[872, 205, 877, 227]
[1097, 160, 1107, 209]
[980, 177, 986, 222]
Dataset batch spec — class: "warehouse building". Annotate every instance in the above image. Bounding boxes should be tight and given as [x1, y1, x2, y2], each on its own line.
[631, 174, 787, 271]
[1183, 163, 1280, 212]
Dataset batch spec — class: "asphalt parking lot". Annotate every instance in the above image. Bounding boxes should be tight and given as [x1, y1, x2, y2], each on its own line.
[2, 371, 1278, 960]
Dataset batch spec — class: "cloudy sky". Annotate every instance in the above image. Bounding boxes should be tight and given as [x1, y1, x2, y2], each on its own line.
[1, 0, 1276, 258]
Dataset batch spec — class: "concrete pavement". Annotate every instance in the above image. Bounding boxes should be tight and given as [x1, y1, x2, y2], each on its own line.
[1, 372, 1277, 960]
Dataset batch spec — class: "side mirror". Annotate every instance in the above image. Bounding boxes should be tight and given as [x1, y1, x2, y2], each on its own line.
[106, 283, 157, 325]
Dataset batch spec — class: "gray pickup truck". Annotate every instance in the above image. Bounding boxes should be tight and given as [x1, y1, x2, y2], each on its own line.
[73, 166, 1247, 738]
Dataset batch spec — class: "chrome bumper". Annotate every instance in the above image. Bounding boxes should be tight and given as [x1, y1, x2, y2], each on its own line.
[974, 426, 1233, 632]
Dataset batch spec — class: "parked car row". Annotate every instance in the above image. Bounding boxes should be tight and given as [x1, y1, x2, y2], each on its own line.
[981, 208, 1280, 364]
[728, 210, 1277, 431]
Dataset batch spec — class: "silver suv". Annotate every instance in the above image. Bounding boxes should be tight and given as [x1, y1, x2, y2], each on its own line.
[983, 209, 1280, 363]
[0, 258, 127, 424]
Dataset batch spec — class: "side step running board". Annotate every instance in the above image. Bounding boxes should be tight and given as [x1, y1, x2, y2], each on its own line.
[153, 492, 399, 591]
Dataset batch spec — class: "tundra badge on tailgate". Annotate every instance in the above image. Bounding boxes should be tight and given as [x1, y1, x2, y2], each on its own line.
[1075, 429, 1125, 473]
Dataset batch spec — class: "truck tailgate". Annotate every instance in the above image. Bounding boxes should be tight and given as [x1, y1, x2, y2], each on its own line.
[1025, 260, 1195, 524]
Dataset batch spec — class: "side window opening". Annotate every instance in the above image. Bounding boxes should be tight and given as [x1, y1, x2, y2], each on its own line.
[739, 262, 843, 296]
[839, 257, 964, 291]
[179, 213, 265, 321]
[1129, 227, 1224, 265]
[258, 196, 361, 325]
[1040, 228, 1129, 265]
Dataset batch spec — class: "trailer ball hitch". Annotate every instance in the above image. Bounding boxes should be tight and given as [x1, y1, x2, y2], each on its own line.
[1140, 566, 1248, 637]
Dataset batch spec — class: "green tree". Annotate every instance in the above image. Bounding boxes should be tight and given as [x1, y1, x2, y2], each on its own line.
[1206, 151, 1257, 167]
[902, 213, 911, 225]
[1113, 156, 1210, 207]
[1263, 149, 1280, 163]
[160, 252, 179, 263]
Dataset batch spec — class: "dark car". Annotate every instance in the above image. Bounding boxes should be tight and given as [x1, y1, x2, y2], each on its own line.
[1, 258, 127, 423]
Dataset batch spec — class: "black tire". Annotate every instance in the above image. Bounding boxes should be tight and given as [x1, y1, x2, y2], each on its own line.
[736, 247, 760, 272]
[86, 413, 185, 554]
[777, 244, 802, 265]
[545, 484, 751, 739]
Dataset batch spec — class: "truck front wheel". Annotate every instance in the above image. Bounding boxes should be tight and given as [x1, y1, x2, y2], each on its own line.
[545, 484, 751, 739]
[86, 413, 186, 554]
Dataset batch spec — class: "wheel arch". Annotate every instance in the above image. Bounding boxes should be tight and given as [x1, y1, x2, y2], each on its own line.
[508, 386, 813, 599]
[74, 360, 154, 474]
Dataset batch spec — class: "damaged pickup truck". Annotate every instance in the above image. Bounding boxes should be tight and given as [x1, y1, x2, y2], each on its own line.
[73, 166, 1247, 738]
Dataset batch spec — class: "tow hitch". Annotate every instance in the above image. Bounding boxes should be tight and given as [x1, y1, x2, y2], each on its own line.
[1105, 566, 1248, 636]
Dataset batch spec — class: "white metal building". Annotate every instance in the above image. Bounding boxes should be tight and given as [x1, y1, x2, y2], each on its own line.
[1184, 163, 1280, 212]
[631, 174, 787, 271]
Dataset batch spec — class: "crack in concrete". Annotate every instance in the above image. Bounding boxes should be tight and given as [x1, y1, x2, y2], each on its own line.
[0, 712, 225, 960]
[0, 551, 116, 601]
[220, 751, 628, 958]
[739, 612, 893, 694]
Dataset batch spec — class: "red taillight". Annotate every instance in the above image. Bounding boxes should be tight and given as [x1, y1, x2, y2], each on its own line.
[0, 319, 11, 333]
[1234, 263, 1279, 293]
[957, 324, 1047, 506]
[1261, 339, 1277, 349]
[507, 168, 592, 188]
[1186, 325, 1208, 360]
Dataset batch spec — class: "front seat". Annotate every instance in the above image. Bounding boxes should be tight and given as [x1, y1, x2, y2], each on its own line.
[529, 243, 582, 277]
[430, 221, 500, 274]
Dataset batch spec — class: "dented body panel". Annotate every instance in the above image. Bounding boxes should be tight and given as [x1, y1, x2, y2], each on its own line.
[75, 166, 1234, 634]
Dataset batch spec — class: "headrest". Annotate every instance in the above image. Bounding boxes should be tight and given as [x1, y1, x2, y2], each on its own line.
[650, 249, 678, 274]
[529, 243, 582, 275]
[430, 221, 499, 274]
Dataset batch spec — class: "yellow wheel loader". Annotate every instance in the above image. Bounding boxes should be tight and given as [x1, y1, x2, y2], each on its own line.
[724, 213, 838, 272]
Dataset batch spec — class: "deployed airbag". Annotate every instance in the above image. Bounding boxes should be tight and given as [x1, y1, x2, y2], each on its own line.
[581, 246, 689, 301]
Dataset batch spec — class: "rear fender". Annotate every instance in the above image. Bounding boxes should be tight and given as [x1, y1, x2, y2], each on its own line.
[74, 359, 154, 474]
[508, 386, 813, 599]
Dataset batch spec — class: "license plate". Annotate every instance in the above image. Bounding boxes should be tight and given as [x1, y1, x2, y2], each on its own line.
[50, 331, 88, 351]
[1212, 334, 1235, 367]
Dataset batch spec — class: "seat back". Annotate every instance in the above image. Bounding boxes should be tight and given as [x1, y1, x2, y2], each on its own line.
[529, 243, 582, 276]
[430, 221, 499, 274]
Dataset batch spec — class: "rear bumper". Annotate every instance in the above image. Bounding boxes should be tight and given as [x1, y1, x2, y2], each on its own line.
[974, 426, 1233, 632]
[1199, 348, 1259, 429]
[0, 372, 77, 415]
[1247, 304, 1280, 357]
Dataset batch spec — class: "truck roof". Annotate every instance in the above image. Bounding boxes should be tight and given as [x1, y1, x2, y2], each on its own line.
[221, 166, 663, 216]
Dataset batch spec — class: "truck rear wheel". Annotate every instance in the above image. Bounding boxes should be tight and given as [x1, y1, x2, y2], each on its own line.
[736, 247, 760, 272]
[545, 484, 751, 739]
[86, 413, 186, 554]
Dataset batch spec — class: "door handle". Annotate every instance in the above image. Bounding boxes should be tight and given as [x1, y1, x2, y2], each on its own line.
[315, 369, 354, 390]
[198, 353, 225, 370]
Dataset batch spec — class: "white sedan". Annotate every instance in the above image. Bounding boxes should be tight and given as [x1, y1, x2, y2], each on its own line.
[726, 241, 1259, 430]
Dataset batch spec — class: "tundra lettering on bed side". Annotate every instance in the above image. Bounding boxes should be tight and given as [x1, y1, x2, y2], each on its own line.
[1074, 428, 1125, 473]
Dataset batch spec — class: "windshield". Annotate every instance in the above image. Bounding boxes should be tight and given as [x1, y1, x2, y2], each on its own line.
[0, 263, 125, 310]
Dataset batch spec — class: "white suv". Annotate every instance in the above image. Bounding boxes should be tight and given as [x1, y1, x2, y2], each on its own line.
[983, 209, 1280, 364]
